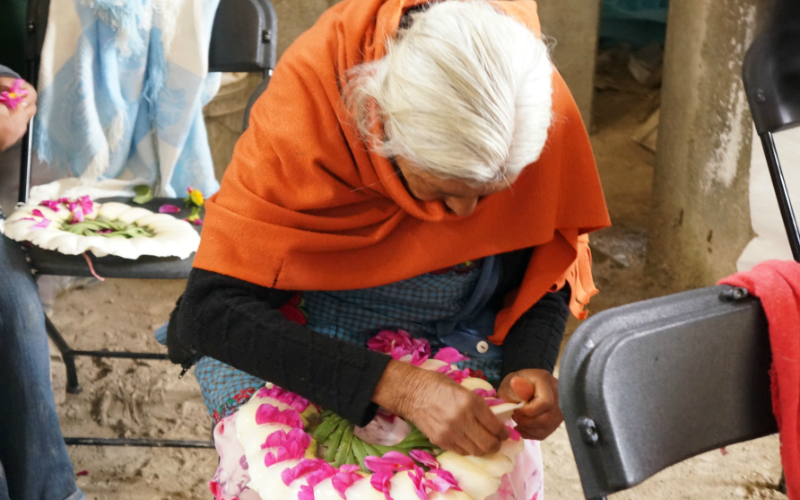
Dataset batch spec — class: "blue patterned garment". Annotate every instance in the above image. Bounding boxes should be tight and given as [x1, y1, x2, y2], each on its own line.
[33, 0, 222, 198]
[194, 259, 505, 421]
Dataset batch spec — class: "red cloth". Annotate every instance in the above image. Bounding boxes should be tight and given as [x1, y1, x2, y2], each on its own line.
[720, 260, 800, 499]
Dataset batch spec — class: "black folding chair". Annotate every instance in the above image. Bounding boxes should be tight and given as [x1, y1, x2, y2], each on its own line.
[16, 0, 277, 448]
[558, 2, 800, 498]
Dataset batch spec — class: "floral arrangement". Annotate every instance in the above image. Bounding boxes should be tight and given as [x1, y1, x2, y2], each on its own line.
[0, 79, 28, 111]
[134, 184, 205, 226]
[229, 330, 524, 500]
[0, 196, 200, 260]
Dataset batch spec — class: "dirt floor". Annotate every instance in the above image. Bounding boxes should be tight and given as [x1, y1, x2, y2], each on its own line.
[47, 58, 786, 499]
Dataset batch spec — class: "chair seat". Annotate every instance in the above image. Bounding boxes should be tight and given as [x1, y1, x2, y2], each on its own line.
[26, 197, 202, 280]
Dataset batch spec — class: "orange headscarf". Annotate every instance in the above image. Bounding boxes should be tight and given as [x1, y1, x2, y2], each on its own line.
[193, 0, 610, 344]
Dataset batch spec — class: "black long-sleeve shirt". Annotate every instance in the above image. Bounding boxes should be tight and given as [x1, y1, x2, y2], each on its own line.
[169, 248, 570, 426]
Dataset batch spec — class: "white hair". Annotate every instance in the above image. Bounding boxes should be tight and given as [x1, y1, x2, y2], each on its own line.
[346, 0, 553, 184]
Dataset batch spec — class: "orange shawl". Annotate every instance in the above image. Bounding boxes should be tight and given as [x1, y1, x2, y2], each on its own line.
[194, 0, 610, 344]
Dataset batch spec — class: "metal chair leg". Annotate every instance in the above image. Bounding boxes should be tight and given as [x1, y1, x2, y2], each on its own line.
[44, 314, 82, 394]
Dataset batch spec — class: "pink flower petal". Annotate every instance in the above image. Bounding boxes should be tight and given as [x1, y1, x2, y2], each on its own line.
[409, 450, 439, 469]
[410, 465, 429, 500]
[433, 347, 468, 364]
[40, 200, 61, 212]
[390, 346, 408, 360]
[473, 388, 497, 398]
[159, 204, 181, 213]
[0, 79, 28, 111]
[485, 398, 506, 407]
[71, 208, 85, 223]
[338, 465, 361, 474]
[367, 330, 415, 355]
[364, 451, 416, 474]
[31, 209, 45, 218]
[288, 428, 312, 449]
[306, 462, 337, 487]
[409, 350, 429, 367]
[264, 438, 307, 467]
[31, 219, 50, 229]
[370, 471, 394, 500]
[424, 469, 461, 493]
[410, 338, 432, 358]
[332, 469, 362, 499]
[255, 403, 304, 429]
[507, 426, 522, 442]
[256, 386, 310, 413]
[79, 195, 94, 215]
[262, 429, 288, 449]
[282, 459, 326, 486]
[299, 485, 315, 500]
[437, 367, 471, 384]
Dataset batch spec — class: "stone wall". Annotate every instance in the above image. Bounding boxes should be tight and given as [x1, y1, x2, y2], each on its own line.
[272, 0, 341, 59]
[536, 0, 601, 127]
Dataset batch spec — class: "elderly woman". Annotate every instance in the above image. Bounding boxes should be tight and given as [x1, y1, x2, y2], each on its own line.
[169, 0, 608, 498]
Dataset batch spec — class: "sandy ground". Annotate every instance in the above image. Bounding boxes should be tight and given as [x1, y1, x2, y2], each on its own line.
[45, 59, 786, 499]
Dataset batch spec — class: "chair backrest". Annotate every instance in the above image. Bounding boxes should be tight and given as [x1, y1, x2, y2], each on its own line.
[18, 0, 277, 203]
[209, 0, 277, 75]
[743, 28, 800, 135]
[559, 285, 776, 499]
[742, 3, 800, 261]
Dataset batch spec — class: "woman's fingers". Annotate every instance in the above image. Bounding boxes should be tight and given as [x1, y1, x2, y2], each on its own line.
[21, 82, 37, 120]
[463, 418, 504, 455]
[514, 408, 563, 440]
[475, 401, 510, 441]
[516, 377, 556, 418]
[509, 376, 535, 402]
[395, 367, 511, 456]
[513, 396, 563, 441]
[443, 387, 507, 456]
[497, 369, 563, 441]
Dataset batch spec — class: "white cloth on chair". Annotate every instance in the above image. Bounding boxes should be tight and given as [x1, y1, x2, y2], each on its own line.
[32, 0, 222, 200]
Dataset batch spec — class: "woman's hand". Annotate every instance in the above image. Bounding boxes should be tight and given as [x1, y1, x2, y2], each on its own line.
[0, 77, 37, 152]
[497, 369, 563, 441]
[373, 360, 509, 456]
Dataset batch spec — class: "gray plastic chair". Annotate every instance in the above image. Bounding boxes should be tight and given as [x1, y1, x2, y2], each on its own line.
[559, 2, 799, 497]
[14, 0, 277, 448]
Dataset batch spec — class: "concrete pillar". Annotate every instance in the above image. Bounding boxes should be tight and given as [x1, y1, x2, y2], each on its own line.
[647, 0, 768, 291]
[536, 0, 601, 128]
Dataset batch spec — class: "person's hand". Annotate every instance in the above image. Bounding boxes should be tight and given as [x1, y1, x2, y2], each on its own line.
[497, 369, 563, 441]
[373, 360, 509, 456]
[0, 77, 37, 152]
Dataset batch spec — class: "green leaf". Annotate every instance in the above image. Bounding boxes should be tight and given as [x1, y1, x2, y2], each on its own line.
[132, 185, 153, 205]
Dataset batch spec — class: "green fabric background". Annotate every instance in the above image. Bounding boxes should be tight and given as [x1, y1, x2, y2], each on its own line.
[0, 0, 27, 75]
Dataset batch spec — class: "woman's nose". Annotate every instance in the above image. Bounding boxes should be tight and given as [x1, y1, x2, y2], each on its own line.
[445, 196, 478, 217]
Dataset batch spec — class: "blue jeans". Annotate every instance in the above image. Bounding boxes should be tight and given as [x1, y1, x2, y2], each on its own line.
[0, 235, 85, 500]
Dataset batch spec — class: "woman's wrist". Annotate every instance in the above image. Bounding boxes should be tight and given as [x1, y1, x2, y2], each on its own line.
[372, 359, 421, 418]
